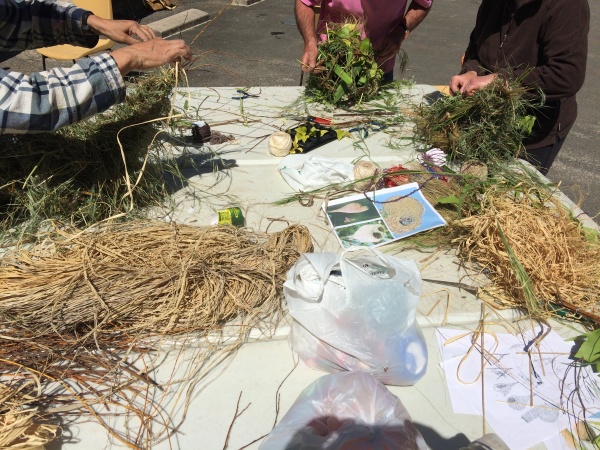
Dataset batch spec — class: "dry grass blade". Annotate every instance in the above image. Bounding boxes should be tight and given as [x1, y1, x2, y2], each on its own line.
[0, 380, 59, 449]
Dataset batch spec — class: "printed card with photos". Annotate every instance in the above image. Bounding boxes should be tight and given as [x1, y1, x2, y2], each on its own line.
[323, 182, 447, 249]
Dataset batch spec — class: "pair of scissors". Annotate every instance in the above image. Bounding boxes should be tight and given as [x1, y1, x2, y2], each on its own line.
[349, 120, 387, 137]
[232, 89, 260, 100]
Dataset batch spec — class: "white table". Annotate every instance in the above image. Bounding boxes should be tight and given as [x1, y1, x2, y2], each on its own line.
[70, 86, 598, 450]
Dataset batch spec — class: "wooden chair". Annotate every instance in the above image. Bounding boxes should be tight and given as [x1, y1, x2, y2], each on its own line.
[37, 0, 114, 70]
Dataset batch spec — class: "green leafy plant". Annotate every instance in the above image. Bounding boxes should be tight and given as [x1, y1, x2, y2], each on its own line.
[412, 76, 540, 166]
[306, 22, 384, 106]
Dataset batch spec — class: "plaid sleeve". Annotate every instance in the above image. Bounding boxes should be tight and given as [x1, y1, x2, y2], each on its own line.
[0, 0, 98, 50]
[0, 53, 126, 133]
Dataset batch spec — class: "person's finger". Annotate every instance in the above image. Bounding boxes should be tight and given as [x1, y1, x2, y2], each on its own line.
[449, 76, 461, 94]
[131, 24, 155, 41]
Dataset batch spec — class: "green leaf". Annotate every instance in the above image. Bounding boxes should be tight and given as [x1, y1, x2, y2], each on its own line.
[333, 65, 352, 85]
[437, 195, 461, 205]
[335, 129, 352, 140]
[574, 329, 600, 364]
[582, 226, 599, 243]
[359, 38, 371, 55]
[333, 85, 345, 103]
[183, 100, 189, 110]
[519, 115, 536, 134]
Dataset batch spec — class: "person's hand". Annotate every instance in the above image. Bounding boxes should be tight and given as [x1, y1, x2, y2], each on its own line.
[458, 73, 497, 96]
[87, 16, 155, 45]
[377, 21, 407, 65]
[449, 71, 477, 94]
[300, 42, 320, 73]
[111, 38, 192, 75]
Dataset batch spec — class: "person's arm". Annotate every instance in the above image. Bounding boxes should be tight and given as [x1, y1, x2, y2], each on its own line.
[501, 0, 589, 101]
[0, 38, 192, 133]
[450, 5, 486, 94]
[0, 0, 98, 50]
[0, 0, 157, 52]
[295, 0, 319, 73]
[377, 0, 432, 65]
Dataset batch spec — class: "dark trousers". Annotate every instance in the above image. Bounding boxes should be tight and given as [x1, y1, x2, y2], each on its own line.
[523, 137, 565, 175]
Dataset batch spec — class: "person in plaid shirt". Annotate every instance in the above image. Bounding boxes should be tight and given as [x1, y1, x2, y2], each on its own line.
[0, 0, 192, 133]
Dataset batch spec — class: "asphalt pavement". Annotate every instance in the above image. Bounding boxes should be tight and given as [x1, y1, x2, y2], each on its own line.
[2, 0, 598, 222]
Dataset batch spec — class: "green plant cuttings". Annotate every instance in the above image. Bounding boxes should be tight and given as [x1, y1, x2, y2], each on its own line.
[0, 68, 179, 244]
[306, 22, 384, 106]
[412, 77, 538, 166]
[288, 123, 350, 153]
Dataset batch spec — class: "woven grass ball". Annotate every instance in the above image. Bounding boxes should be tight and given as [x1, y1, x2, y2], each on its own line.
[269, 131, 293, 157]
[460, 160, 488, 180]
[353, 160, 379, 190]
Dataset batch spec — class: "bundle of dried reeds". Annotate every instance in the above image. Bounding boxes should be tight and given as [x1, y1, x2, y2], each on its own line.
[0, 68, 179, 245]
[0, 222, 313, 447]
[0, 222, 313, 338]
[453, 185, 600, 322]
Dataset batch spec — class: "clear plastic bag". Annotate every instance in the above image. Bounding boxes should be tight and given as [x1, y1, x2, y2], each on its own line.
[259, 371, 427, 450]
[284, 247, 427, 385]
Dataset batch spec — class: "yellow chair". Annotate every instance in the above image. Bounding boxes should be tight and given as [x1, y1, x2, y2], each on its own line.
[37, 0, 114, 70]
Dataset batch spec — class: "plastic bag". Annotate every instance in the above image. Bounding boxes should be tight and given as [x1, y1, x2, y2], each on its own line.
[278, 154, 354, 191]
[259, 371, 427, 450]
[284, 247, 427, 385]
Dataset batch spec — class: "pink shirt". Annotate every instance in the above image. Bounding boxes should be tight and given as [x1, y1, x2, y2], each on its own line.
[300, 0, 432, 73]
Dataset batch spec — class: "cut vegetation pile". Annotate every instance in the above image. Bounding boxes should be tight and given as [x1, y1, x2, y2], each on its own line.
[307, 22, 384, 105]
[0, 222, 313, 337]
[412, 78, 537, 166]
[0, 222, 313, 447]
[453, 184, 600, 323]
[0, 68, 179, 245]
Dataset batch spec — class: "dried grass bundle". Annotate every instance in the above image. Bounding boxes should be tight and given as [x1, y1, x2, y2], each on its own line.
[0, 380, 58, 450]
[0, 222, 313, 338]
[412, 77, 537, 165]
[453, 186, 600, 322]
[0, 223, 312, 447]
[0, 68, 179, 244]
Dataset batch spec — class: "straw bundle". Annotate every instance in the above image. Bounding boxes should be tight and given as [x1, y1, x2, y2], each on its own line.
[0, 381, 58, 450]
[0, 222, 313, 338]
[453, 187, 600, 321]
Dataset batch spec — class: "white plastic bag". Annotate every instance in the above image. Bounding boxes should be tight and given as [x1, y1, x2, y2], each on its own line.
[259, 371, 427, 450]
[284, 247, 427, 385]
[278, 154, 354, 191]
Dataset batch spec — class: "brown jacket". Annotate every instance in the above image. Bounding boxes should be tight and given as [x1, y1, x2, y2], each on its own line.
[461, 0, 589, 149]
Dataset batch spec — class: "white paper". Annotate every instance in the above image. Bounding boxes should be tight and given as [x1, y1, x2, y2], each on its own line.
[436, 328, 600, 450]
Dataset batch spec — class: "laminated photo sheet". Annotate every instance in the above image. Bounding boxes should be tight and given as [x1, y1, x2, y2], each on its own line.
[435, 328, 600, 450]
[323, 182, 447, 250]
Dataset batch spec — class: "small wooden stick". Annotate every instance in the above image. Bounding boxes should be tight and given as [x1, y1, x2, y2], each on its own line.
[481, 302, 487, 436]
